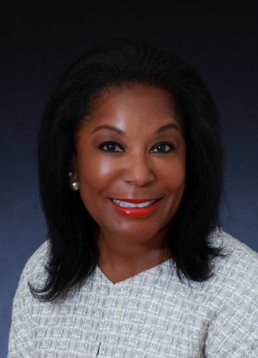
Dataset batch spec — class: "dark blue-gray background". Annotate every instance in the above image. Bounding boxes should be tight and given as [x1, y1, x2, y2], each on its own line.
[1, 1, 257, 354]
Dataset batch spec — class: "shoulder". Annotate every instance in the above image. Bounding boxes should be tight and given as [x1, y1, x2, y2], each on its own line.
[207, 228, 258, 298]
[210, 227, 258, 271]
[211, 227, 258, 255]
[15, 240, 50, 298]
[23, 240, 49, 276]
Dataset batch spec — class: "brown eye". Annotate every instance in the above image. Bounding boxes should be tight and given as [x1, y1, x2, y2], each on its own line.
[100, 142, 123, 153]
[151, 143, 174, 153]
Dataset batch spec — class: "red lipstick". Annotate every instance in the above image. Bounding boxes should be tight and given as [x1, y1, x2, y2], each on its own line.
[110, 198, 161, 217]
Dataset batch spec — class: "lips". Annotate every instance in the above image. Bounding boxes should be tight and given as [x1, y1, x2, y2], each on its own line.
[110, 198, 162, 217]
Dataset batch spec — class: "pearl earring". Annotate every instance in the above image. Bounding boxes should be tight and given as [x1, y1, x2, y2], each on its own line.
[70, 182, 80, 191]
[68, 171, 79, 190]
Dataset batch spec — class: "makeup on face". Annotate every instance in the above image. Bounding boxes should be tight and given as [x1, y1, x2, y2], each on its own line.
[110, 198, 162, 217]
[72, 84, 186, 248]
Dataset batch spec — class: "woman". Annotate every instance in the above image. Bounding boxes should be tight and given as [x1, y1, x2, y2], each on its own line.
[8, 39, 258, 357]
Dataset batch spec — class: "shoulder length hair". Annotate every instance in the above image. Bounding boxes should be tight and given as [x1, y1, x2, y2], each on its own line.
[31, 39, 224, 302]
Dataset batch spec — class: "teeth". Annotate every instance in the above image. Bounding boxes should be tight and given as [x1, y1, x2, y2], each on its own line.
[113, 199, 156, 208]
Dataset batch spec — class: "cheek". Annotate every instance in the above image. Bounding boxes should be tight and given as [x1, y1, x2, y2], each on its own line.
[77, 155, 116, 198]
[159, 159, 186, 191]
[160, 160, 186, 220]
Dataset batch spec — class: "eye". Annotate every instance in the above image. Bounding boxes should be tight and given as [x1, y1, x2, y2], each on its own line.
[99, 141, 123, 153]
[151, 142, 174, 153]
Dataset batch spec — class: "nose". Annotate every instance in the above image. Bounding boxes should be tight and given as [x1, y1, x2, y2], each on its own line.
[122, 151, 155, 186]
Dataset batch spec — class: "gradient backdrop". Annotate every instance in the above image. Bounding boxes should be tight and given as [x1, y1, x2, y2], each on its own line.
[1, 1, 258, 355]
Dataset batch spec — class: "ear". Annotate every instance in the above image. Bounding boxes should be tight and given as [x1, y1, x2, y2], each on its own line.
[68, 157, 78, 183]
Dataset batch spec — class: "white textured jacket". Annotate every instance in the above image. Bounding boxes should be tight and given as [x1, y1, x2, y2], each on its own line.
[8, 229, 258, 357]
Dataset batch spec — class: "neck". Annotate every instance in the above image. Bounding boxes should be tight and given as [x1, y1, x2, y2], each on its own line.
[96, 226, 171, 272]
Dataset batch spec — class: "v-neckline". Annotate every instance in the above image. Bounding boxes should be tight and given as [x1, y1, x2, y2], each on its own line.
[96, 258, 171, 286]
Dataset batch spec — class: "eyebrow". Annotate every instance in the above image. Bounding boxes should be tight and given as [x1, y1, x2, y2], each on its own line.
[156, 123, 180, 134]
[92, 125, 124, 135]
[92, 123, 180, 135]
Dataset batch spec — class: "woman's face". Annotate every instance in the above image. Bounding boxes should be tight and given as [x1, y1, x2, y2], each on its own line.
[71, 84, 186, 245]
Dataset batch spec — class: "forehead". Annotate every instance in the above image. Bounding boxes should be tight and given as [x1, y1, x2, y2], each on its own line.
[93, 84, 173, 113]
[81, 83, 183, 134]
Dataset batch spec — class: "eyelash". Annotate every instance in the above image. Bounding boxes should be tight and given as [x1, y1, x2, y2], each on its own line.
[99, 141, 174, 153]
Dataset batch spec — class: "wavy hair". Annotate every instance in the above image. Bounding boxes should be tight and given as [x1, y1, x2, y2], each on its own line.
[30, 39, 224, 301]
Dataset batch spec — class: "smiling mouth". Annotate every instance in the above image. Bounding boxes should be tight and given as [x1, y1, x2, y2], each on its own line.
[110, 198, 162, 217]
[112, 199, 157, 208]
[109, 198, 162, 217]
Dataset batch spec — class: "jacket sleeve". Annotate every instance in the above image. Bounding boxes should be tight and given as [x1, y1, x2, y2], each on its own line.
[8, 263, 34, 357]
[204, 250, 258, 357]
[8, 242, 49, 358]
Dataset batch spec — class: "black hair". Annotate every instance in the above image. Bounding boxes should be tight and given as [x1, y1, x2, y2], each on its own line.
[30, 39, 224, 302]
